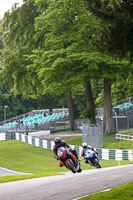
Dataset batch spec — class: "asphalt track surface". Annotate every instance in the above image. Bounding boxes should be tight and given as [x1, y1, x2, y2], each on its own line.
[0, 167, 32, 177]
[0, 164, 133, 200]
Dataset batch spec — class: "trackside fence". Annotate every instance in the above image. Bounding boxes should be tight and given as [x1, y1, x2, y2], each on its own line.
[0, 132, 133, 161]
[116, 134, 133, 144]
[82, 124, 103, 148]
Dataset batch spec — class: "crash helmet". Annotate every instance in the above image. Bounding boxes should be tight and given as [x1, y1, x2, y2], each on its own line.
[54, 137, 61, 146]
[82, 142, 88, 148]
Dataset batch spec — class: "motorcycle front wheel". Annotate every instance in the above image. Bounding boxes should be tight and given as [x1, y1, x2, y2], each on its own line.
[66, 160, 77, 173]
[77, 163, 82, 173]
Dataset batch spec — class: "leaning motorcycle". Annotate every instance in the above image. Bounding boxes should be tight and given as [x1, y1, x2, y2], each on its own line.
[57, 147, 82, 173]
[84, 149, 101, 169]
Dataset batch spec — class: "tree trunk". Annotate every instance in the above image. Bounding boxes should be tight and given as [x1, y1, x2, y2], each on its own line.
[85, 80, 96, 125]
[104, 78, 115, 134]
[67, 94, 75, 131]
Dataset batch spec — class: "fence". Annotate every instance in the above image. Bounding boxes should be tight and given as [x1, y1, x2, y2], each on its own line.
[0, 132, 133, 161]
[82, 124, 103, 148]
[116, 134, 133, 144]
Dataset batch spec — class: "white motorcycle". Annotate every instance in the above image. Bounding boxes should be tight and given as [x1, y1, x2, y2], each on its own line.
[84, 149, 101, 169]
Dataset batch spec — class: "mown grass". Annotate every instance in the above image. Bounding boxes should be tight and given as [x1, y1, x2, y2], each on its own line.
[0, 140, 67, 183]
[78, 182, 133, 200]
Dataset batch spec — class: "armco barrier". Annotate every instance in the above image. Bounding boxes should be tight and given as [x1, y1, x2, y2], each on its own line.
[0, 132, 133, 161]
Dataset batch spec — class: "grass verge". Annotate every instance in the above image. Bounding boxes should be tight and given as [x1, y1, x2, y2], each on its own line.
[78, 182, 133, 200]
[0, 140, 67, 183]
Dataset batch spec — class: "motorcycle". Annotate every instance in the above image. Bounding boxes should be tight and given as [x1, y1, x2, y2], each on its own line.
[84, 149, 101, 169]
[57, 147, 82, 173]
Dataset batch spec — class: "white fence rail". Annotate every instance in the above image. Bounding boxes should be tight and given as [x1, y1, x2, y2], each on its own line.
[116, 134, 133, 143]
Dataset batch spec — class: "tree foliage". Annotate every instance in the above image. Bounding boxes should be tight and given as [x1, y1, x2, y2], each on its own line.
[84, 0, 133, 61]
[1, 0, 43, 97]
[1, 0, 133, 133]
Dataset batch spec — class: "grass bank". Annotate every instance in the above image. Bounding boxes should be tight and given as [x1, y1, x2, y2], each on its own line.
[78, 182, 133, 200]
[0, 140, 67, 183]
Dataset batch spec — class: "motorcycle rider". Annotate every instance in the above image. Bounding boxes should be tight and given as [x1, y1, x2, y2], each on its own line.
[53, 137, 80, 167]
[81, 142, 98, 166]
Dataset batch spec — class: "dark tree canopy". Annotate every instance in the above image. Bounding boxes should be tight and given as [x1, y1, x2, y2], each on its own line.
[84, 0, 133, 60]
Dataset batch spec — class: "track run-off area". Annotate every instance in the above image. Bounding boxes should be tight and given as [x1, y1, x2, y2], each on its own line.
[0, 164, 133, 200]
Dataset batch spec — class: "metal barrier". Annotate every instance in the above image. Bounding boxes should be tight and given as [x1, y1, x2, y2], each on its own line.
[82, 124, 103, 148]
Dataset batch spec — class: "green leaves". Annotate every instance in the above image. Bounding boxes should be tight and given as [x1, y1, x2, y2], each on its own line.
[84, 0, 133, 60]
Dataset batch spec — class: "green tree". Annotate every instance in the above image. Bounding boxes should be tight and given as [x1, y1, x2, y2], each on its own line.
[0, 2, 76, 121]
[83, 0, 133, 134]
[1, 0, 81, 129]
[32, 0, 102, 127]
[1, 0, 128, 134]
[0, 20, 3, 52]
[84, 0, 133, 62]
[1, 0, 43, 97]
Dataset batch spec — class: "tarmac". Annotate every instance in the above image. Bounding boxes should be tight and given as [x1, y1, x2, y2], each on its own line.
[0, 167, 32, 177]
[38, 132, 82, 141]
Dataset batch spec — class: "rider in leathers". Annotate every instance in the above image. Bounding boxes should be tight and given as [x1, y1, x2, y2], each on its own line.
[53, 137, 79, 167]
[81, 142, 98, 166]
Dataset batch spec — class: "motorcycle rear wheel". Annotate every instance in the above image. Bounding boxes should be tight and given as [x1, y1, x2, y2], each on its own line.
[93, 158, 101, 169]
[77, 165, 82, 173]
[66, 160, 77, 173]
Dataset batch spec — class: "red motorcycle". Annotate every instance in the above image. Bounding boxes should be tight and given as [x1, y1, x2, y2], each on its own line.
[57, 147, 82, 173]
